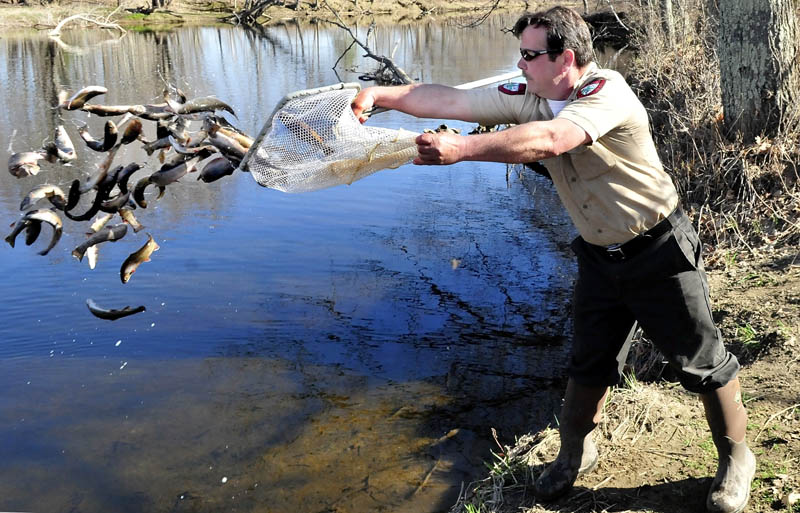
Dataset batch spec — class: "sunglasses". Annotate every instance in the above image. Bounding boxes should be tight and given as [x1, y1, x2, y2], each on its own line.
[519, 48, 562, 61]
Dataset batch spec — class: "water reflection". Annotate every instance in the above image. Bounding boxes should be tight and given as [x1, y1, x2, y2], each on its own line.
[1, 15, 578, 513]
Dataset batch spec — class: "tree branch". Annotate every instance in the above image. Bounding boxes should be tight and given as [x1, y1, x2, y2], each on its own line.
[48, 13, 127, 38]
[322, 0, 414, 85]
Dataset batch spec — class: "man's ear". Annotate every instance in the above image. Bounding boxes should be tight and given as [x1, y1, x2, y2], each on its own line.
[561, 48, 577, 69]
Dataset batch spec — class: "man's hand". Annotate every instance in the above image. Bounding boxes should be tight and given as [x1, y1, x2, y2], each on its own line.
[351, 88, 377, 124]
[414, 132, 464, 165]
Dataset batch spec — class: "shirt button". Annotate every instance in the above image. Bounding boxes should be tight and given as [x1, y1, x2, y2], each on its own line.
[597, 229, 603, 233]
[570, 177, 577, 182]
[582, 204, 588, 209]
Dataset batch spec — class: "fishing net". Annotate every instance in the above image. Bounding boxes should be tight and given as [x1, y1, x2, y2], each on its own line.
[240, 83, 419, 193]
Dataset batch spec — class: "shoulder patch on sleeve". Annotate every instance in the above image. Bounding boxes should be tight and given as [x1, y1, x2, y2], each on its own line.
[577, 78, 606, 98]
[498, 82, 526, 95]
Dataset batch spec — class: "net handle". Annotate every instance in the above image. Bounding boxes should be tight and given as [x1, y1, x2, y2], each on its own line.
[239, 70, 523, 173]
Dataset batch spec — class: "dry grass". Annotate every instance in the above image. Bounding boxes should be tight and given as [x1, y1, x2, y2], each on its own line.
[448, 379, 705, 513]
[624, 1, 800, 263]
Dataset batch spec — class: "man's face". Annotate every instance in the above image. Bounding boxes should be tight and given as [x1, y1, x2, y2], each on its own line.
[517, 25, 563, 98]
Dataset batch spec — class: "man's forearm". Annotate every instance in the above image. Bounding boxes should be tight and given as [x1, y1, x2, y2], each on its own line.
[370, 84, 475, 121]
[459, 120, 583, 163]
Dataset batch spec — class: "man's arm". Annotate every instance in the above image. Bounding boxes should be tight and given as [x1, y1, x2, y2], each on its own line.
[352, 84, 476, 123]
[414, 118, 591, 165]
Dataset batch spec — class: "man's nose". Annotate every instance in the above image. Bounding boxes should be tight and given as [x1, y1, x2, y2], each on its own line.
[517, 57, 526, 71]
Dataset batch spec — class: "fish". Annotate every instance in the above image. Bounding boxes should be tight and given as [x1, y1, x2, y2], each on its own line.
[77, 120, 118, 152]
[120, 119, 143, 145]
[118, 207, 144, 233]
[5, 218, 32, 248]
[88, 212, 115, 233]
[116, 162, 142, 193]
[53, 125, 77, 162]
[141, 136, 172, 156]
[65, 179, 82, 212]
[24, 219, 42, 246]
[214, 125, 253, 149]
[23, 209, 62, 256]
[59, 86, 108, 110]
[167, 96, 236, 117]
[197, 154, 235, 183]
[132, 177, 165, 209]
[99, 191, 132, 213]
[276, 112, 333, 157]
[71, 223, 128, 261]
[64, 181, 115, 222]
[168, 135, 215, 155]
[120, 233, 159, 284]
[85, 213, 114, 270]
[80, 104, 147, 117]
[86, 299, 146, 321]
[79, 145, 120, 193]
[99, 165, 124, 191]
[20, 184, 67, 211]
[8, 151, 45, 178]
[149, 156, 199, 187]
[206, 116, 253, 148]
[206, 125, 247, 162]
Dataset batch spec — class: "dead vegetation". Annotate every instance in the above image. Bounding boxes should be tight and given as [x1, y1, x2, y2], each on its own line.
[449, 379, 714, 513]
[625, 1, 800, 264]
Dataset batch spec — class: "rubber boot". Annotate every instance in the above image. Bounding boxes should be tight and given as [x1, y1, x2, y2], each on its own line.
[535, 380, 607, 501]
[701, 378, 756, 513]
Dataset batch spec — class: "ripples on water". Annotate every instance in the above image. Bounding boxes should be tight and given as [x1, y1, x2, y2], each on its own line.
[0, 16, 579, 513]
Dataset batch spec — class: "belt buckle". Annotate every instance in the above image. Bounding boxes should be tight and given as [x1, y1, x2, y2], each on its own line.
[605, 243, 626, 261]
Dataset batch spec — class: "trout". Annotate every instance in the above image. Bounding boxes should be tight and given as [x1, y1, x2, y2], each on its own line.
[8, 151, 45, 178]
[59, 86, 108, 110]
[71, 223, 128, 261]
[86, 299, 145, 321]
[120, 233, 159, 284]
[20, 184, 66, 211]
[23, 209, 63, 256]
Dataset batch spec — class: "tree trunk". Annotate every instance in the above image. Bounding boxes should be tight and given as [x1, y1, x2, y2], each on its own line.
[718, 0, 799, 141]
[660, 0, 675, 48]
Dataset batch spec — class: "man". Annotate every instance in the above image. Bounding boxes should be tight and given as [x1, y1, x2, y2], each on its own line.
[351, 6, 755, 513]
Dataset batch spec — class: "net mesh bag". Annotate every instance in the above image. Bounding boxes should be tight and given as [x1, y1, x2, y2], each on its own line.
[241, 83, 419, 193]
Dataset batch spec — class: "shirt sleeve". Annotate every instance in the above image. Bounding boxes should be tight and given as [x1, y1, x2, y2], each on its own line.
[556, 72, 637, 142]
[463, 87, 540, 127]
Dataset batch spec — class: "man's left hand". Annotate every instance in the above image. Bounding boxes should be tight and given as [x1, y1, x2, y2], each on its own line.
[414, 132, 464, 165]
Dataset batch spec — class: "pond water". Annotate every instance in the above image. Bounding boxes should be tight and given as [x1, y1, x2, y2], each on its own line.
[1, 13, 584, 513]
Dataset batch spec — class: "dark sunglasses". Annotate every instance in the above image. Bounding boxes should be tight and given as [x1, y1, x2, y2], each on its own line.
[519, 48, 562, 61]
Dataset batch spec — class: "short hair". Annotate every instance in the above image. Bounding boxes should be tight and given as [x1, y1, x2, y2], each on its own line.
[512, 6, 594, 67]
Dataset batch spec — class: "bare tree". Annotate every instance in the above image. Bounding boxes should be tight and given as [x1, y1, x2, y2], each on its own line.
[718, 0, 799, 141]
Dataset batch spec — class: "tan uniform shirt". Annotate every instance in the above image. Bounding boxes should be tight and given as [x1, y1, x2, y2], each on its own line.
[465, 63, 679, 246]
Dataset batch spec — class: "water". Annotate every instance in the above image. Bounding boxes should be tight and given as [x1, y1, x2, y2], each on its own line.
[0, 15, 579, 513]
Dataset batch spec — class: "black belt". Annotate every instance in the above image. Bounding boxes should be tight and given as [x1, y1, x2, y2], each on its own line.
[587, 207, 681, 262]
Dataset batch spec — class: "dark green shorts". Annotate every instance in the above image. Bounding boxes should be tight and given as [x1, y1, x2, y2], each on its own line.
[568, 208, 740, 394]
